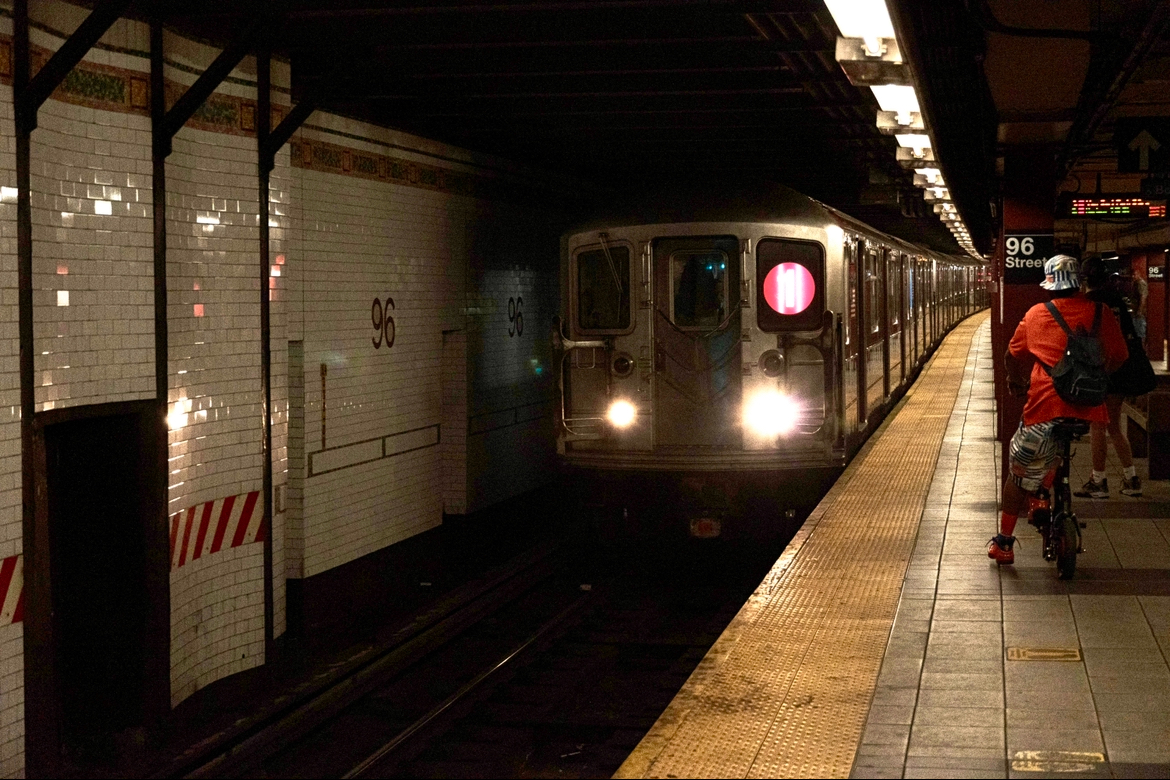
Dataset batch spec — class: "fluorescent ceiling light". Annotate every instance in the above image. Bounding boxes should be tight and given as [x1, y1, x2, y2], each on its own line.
[870, 85, 919, 114]
[895, 134, 932, 152]
[824, 0, 896, 54]
[919, 167, 943, 184]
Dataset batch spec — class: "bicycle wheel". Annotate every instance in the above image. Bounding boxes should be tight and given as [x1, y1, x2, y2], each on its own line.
[1056, 514, 1078, 580]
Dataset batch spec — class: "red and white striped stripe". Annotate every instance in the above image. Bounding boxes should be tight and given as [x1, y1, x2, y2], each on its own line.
[170, 490, 264, 570]
[0, 554, 22, 625]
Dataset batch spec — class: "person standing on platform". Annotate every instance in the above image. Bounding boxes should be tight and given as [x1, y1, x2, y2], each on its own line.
[1074, 257, 1143, 499]
[991, 255, 1128, 565]
[1131, 269, 1149, 345]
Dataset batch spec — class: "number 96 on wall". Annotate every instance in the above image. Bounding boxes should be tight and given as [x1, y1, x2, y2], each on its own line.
[371, 296, 396, 349]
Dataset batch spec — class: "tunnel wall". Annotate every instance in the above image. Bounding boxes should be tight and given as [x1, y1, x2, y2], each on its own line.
[0, 3, 563, 773]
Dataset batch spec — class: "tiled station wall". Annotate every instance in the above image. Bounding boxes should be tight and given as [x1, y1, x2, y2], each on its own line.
[286, 117, 560, 579]
[0, 2, 563, 775]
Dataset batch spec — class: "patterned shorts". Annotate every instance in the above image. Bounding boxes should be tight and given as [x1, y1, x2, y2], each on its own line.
[1008, 420, 1061, 492]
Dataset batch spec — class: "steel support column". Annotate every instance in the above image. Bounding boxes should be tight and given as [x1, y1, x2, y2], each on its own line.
[257, 49, 275, 656]
[13, 1, 53, 774]
[149, 18, 173, 723]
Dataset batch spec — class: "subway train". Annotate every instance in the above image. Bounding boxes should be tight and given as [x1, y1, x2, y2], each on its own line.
[553, 184, 988, 534]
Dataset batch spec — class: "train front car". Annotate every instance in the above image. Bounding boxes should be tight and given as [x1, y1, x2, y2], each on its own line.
[553, 188, 848, 537]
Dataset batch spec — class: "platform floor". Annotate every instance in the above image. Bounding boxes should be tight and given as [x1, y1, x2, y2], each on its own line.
[616, 314, 1170, 779]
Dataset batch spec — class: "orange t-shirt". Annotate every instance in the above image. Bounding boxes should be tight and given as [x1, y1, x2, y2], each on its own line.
[1008, 295, 1128, 426]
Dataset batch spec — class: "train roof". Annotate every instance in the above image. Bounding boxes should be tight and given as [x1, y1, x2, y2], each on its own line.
[566, 182, 982, 265]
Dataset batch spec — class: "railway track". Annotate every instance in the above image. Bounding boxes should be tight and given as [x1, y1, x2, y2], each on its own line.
[206, 528, 799, 779]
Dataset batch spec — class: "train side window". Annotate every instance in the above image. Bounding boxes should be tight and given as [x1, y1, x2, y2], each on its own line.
[575, 245, 632, 332]
[670, 250, 729, 329]
[756, 238, 825, 332]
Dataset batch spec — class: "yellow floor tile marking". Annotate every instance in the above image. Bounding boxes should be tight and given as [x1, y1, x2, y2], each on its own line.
[1011, 750, 1105, 773]
[615, 312, 988, 780]
[1006, 647, 1082, 662]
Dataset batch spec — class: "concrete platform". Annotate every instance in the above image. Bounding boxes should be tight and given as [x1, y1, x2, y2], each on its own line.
[855, 321, 1170, 779]
[616, 315, 1170, 779]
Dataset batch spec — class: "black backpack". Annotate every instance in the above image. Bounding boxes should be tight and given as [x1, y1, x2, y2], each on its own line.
[1042, 301, 1108, 407]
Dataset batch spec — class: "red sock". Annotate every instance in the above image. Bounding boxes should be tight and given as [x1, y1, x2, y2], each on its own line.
[1000, 512, 1017, 538]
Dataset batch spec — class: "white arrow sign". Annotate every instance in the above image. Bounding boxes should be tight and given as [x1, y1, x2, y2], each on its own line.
[1129, 129, 1162, 171]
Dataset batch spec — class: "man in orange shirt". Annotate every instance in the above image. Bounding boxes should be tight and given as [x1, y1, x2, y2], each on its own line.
[991, 255, 1128, 564]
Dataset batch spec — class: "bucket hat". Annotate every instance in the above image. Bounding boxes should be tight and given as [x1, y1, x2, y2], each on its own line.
[1041, 254, 1080, 291]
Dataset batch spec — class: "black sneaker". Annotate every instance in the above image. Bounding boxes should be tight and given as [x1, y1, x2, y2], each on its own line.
[1074, 477, 1108, 499]
[1121, 475, 1143, 497]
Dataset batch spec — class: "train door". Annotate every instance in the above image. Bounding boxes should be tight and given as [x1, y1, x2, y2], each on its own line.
[845, 237, 862, 431]
[653, 235, 741, 447]
[880, 249, 891, 399]
[864, 244, 886, 414]
[854, 238, 868, 425]
[889, 252, 904, 386]
[909, 255, 918, 368]
[566, 239, 634, 443]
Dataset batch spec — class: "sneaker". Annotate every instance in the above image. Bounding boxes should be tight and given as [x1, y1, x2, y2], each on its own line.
[988, 534, 1015, 565]
[1074, 477, 1108, 499]
[1120, 475, 1143, 497]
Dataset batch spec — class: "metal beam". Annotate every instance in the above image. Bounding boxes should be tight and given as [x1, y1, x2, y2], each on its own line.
[158, 13, 266, 154]
[260, 96, 318, 172]
[286, 0, 822, 16]
[158, 0, 821, 16]
[257, 48, 275, 660]
[381, 104, 860, 117]
[148, 14, 173, 740]
[18, 0, 131, 130]
[362, 36, 825, 51]
[14, 0, 54, 773]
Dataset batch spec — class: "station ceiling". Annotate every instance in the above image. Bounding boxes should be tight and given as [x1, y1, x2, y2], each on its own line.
[131, 0, 981, 254]
[132, 1, 1166, 257]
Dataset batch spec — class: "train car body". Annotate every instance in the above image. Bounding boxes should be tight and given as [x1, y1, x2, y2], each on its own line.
[555, 185, 986, 532]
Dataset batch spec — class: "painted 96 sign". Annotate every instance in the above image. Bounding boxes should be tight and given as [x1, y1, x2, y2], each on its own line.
[1003, 233, 1054, 285]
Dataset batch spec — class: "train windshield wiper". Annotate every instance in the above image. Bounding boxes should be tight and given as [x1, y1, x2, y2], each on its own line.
[598, 232, 624, 298]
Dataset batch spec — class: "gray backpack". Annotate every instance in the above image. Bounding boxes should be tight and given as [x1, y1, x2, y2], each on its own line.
[1042, 301, 1108, 408]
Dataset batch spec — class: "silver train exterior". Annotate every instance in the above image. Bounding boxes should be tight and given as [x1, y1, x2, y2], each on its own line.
[553, 185, 987, 524]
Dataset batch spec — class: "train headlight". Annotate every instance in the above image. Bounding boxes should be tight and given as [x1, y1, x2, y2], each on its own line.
[607, 399, 637, 429]
[743, 390, 800, 436]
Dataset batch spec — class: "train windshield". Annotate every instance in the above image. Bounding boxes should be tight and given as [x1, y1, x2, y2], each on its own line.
[576, 245, 631, 331]
[671, 250, 729, 329]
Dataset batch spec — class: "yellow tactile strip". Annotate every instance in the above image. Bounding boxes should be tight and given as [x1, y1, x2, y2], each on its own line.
[615, 312, 988, 780]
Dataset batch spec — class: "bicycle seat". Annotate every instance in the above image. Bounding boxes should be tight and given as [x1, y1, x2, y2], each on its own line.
[1051, 418, 1091, 441]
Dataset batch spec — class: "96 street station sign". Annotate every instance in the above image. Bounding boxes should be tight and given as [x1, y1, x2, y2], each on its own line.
[1003, 233, 1054, 284]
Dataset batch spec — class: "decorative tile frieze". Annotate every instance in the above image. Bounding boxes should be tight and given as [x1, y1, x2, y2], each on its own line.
[0, 33, 285, 134]
[290, 135, 536, 202]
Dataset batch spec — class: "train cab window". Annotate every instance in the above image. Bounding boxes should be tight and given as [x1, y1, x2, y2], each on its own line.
[670, 250, 729, 329]
[576, 244, 631, 332]
[756, 238, 825, 332]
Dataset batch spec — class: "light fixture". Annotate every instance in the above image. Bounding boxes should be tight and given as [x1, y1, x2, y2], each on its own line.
[606, 399, 637, 429]
[895, 133, 932, 152]
[824, 0, 896, 54]
[827, 0, 908, 85]
[896, 146, 937, 168]
[744, 390, 801, 437]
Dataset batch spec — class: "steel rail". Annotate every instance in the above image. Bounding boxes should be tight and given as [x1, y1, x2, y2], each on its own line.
[167, 539, 566, 778]
[343, 594, 592, 779]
